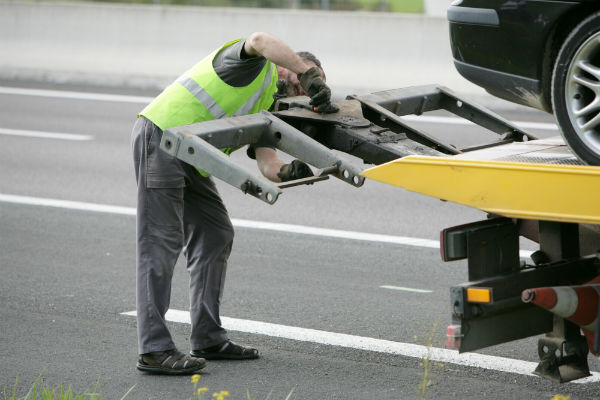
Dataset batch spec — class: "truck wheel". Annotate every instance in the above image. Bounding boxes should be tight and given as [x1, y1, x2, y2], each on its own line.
[552, 12, 600, 165]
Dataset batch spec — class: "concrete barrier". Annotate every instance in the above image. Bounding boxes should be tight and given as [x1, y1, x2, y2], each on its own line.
[0, 1, 493, 101]
[424, 0, 453, 17]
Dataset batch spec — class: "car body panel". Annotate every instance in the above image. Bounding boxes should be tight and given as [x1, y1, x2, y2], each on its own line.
[448, 0, 594, 111]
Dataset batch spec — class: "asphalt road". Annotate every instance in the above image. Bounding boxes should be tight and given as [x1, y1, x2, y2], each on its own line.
[1, 81, 599, 399]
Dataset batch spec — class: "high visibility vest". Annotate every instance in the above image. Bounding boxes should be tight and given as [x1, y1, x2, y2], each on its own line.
[140, 39, 279, 174]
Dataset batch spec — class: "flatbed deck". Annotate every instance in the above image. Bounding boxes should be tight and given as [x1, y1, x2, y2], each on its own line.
[361, 136, 600, 225]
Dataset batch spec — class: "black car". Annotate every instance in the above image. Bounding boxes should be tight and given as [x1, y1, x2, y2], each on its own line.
[448, 0, 600, 165]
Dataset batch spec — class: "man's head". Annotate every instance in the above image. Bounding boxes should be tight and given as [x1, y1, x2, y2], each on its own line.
[276, 51, 326, 98]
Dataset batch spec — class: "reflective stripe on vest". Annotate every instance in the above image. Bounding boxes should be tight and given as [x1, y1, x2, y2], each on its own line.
[175, 75, 227, 120]
[232, 62, 275, 116]
[175, 62, 275, 119]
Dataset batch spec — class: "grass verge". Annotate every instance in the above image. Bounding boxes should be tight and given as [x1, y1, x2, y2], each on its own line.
[38, 0, 424, 13]
[1, 374, 294, 400]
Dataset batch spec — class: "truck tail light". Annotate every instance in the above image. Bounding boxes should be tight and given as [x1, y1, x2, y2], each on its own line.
[440, 217, 514, 262]
[440, 226, 467, 261]
[446, 324, 462, 350]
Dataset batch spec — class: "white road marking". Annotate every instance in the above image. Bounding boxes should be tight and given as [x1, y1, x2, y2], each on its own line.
[380, 285, 433, 293]
[0, 193, 535, 258]
[0, 194, 136, 215]
[232, 218, 440, 249]
[0, 86, 153, 104]
[401, 115, 558, 131]
[0, 86, 557, 131]
[121, 309, 600, 383]
[0, 127, 93, 141]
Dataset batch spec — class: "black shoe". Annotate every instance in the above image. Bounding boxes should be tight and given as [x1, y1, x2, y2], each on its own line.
[190, 340, 259, 360]
[137, 349, 206, 375]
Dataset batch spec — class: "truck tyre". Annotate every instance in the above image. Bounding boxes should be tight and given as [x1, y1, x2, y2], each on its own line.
[552, 12, 600, 165]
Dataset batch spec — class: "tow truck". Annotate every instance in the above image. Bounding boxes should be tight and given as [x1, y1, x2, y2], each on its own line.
[159, 84, 600, 383]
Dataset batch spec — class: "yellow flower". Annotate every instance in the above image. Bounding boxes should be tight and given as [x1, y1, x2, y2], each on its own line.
[551, 396, 570, 400]
[191, 374, 201, 383]
[197, 387, 208, 394]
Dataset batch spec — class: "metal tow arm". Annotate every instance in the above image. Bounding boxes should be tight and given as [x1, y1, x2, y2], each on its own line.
[160, 110, 364, 204]
[160, 85, 537, 205]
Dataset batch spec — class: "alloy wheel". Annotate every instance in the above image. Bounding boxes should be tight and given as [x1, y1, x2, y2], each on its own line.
[565, 32, 600, 160]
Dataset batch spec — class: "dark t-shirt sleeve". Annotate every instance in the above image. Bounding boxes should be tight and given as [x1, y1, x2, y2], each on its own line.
[213, 40, 267, 87]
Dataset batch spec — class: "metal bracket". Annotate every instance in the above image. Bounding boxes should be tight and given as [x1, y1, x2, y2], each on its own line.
[160, 111, 364, 204]
[449, 255, 598, 352]
[277, 165, 338, 189]
[531, 220, 592, 382]
[534, 317, 591, 383]
[445, 218, 599, 354]
[349, 85, 538, 153]
[273, 96, 444, 165]
[160, 85, 539, 204]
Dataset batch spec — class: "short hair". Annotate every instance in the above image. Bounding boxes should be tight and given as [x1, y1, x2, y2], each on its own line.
[297, 51, 326, 81]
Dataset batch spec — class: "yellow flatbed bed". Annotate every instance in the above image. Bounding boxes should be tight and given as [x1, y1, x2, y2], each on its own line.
[361, 136, 600, 225]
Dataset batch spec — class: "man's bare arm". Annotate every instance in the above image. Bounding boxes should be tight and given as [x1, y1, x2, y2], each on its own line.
[244, 32, 310, 75]
[254, 147, 285, 182]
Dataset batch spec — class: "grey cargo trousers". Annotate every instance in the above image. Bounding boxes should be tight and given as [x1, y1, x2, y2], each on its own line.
[131, 116, 233, 355]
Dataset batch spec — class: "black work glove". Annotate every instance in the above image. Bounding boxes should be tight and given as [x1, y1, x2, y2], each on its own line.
[297, 67, 336, 110]
[313, 102, 340, 114]
[277, 160, 314, 182]
[273, 79, 288, 102]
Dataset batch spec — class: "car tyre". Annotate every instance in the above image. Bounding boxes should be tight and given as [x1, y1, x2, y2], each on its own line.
[552, 12, 600, 165]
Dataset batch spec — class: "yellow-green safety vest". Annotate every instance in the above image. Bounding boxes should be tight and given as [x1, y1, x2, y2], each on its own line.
[140, 38, 279, 175]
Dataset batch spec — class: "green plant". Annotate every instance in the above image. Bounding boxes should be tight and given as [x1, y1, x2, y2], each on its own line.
[189, 374, 230, 400]
[1, 375, 134, 400]
[416, 320, 445, 400]
[355, 0, 423, 13]
[3, 373, 291, 400]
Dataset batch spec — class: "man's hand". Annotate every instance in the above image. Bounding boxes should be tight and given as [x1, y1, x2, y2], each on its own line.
[277, 160, 314, 182]
[273, 79, 288, 102]
[298, 67, 333, 108]
[313, 102, 340, 114]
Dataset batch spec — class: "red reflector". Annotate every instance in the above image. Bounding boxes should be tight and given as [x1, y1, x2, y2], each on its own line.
[446, 324, 461, 349]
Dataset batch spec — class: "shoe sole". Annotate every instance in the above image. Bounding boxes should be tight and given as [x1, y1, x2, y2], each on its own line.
[136, 362, 206, 375]
[190, 351, 259, 360]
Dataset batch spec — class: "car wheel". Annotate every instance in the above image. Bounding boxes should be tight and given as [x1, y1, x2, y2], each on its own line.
[552, 12, 600, 165]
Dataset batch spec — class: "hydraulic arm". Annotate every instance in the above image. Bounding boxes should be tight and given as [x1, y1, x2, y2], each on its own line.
[160, 85, 535, 204]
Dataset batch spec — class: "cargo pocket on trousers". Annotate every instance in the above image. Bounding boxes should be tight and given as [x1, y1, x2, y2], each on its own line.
[145, 126, 186, 189]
